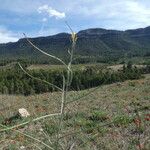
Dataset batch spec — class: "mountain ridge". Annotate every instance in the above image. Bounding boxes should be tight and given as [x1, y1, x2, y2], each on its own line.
[0, 26, 150, 64]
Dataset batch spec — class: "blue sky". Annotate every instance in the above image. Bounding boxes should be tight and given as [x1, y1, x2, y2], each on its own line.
[0, 0, 150, 43]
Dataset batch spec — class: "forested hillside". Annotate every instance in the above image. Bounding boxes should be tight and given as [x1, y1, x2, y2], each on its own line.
[0, 26, 150, 64]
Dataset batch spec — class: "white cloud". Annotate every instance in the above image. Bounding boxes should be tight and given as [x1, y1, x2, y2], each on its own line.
[66, 0, 150, 29]
[0, 26, 18, 43]
[125, 1, 150, 23]
[38, 4, 66, 19]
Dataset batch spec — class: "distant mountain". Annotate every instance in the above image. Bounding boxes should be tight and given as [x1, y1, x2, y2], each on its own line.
[0, 26, 150, 64]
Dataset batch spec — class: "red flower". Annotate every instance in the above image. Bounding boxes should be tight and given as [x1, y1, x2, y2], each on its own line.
[11, 140, 16, 144]
[145, 114, 150, 117]
[134, 118, 141, 127]
[136, 143, 144, 150]
[145, 114, 150, 121]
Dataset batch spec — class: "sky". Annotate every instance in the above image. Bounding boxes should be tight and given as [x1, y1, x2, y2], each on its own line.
[0, 0, 150, 43]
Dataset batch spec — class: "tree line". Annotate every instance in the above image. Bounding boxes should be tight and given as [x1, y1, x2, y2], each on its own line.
[0, 63, 149, 95]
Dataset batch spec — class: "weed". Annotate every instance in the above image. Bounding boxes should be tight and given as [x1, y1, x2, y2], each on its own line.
[44, 123, 59, 136]
[113, 115, 133, 127]
[89, 110, 109, 122]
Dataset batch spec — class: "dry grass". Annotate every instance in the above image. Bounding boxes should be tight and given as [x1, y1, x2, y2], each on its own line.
[107, 64, 146, 71]
[0, 74, 149, 149]
[27, 63, 106, 71]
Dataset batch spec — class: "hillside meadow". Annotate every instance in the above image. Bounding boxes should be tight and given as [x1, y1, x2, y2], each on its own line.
[0, 74, 149, 149]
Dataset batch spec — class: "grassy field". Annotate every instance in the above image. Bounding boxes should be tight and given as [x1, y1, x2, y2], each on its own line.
[0, 74, 149, 149]
[27, 63, 107, 71]
[27, 64, 147, 72]
[107, 64, 146, 71]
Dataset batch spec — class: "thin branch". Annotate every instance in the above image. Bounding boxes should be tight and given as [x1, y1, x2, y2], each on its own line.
[0, 124, 54, 150]
[23, 33, 67, 67]
[32, 144, 43, 150]
[42, 130, 53, 145]
[55, 75, 66, 149]
[59, 121, 114, 140]
[66, 86, 101, 104]
[69, 142, 76, 150]
[18, 63, 63, 92]
[60, 75, 66, 114]
[0, 113, 61, 132]
[65, 21, 74, 34]
[55, 22, 76, 150]
[17, 130, 54, 150]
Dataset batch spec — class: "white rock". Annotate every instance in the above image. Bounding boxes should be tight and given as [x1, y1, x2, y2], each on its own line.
[18, 108, 30, 118]
[20, 146, 25, 149]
